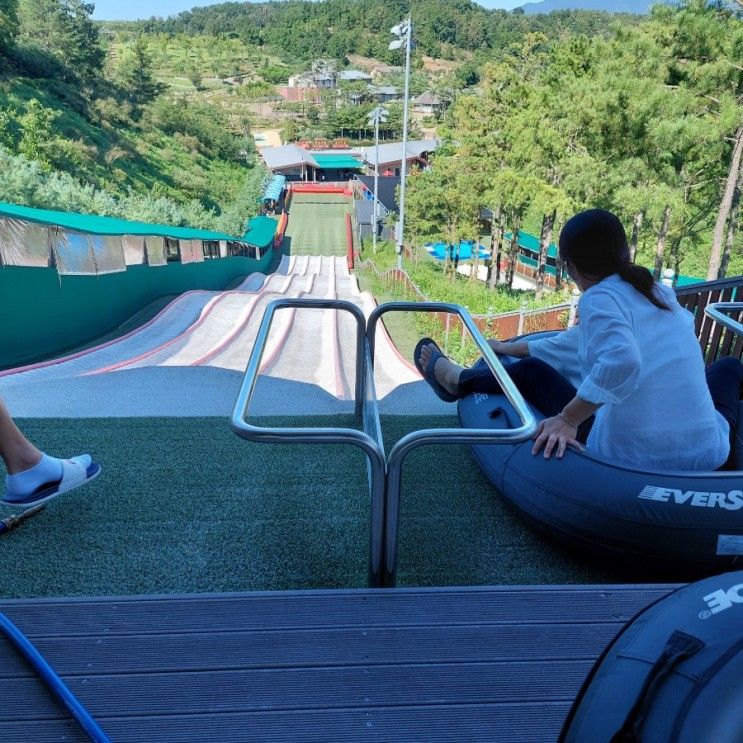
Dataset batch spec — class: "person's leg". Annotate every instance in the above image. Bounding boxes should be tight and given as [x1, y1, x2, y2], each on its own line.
[706, 356, 743, 432]
[1, 397, 99, 506]
[422, 345, 594, 442]
[0, 398, 42, 474]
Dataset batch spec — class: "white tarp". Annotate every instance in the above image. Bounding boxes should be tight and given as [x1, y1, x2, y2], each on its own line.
[51, 231, 126, 275]
[219, 240, 228, 258]
[146, 236, 166, 266]
[122, 236, 146, 265]
[52, 231, 97, 275]
[0, 218, 51, 267]
[90, 235, 126, 274]
[179, 239, 204, 264]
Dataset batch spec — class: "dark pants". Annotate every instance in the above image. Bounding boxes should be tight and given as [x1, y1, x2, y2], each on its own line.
[459, 355, 743, 447]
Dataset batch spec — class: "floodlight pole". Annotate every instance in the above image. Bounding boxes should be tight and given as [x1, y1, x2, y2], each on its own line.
[390, 15, 412, 271]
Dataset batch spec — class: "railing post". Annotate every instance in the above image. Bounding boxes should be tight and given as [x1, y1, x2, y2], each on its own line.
[568, 288, 580, 327]
[517, 301, 527, 335]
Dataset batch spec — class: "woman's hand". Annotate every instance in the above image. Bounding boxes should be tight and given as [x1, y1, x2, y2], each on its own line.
[532, 415, 584, 459]
[487, 339, 529, 358]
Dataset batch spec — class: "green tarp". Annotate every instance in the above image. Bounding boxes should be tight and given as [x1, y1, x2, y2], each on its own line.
[505, 230, 558, 259]
[312, 154, 363, 170]
[243, 215, 277, 249]
[0, 201, 247, 242]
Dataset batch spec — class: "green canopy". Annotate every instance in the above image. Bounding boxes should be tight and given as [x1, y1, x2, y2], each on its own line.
[505, 230, 558, 259]
[0, 201, 249, 242]
[243, 215, 277, 249]
[312, 154, 363, 170]
[676, 274, 703, 287]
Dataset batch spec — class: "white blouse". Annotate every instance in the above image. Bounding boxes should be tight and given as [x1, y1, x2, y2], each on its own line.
[528, 274, 729, 471]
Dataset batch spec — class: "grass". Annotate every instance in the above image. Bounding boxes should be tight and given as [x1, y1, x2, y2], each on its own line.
[284, 195, 352, 256]
[0, 414, 666, 600]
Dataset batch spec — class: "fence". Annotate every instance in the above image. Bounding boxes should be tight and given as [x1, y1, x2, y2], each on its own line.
[358, 261, 743, 363]
[676, 276, 743, 362]
[356, 260, 572, 340]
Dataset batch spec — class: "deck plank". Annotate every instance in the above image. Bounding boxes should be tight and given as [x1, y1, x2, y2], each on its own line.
[0, 584, 676, 741]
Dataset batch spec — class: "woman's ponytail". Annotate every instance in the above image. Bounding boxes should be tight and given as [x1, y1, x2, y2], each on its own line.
[617, 264, 671, 311]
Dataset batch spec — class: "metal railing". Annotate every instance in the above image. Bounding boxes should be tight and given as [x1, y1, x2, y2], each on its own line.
[230, 298, 386, 587]
[231, 298, 537, 587]
[705, 302, 743, 339]
[367, 302, 537, 586]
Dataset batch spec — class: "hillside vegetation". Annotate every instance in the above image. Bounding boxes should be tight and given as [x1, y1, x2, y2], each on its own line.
[0, 0, 266, 234]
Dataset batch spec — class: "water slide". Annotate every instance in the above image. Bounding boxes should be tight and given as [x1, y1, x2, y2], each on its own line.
[0, 229, 453, 418]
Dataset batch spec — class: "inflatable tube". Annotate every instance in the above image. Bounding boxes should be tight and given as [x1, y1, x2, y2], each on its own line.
[560, 570, 743, 742]
[457, 334, 743, 570]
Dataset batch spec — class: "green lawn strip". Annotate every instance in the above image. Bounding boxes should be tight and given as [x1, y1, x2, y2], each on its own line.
[284, 201, 350, 257]
[0, 415, 661, 599]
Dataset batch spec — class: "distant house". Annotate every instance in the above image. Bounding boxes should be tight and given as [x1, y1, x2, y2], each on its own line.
[360, 139, 438, 177]
[338, 70, 373, 84]
[413, 91, 445, 116]
[287, 69, 371, 90]
[347, 85, 399, 106]
[370, 85, 398, 103]
[288, 72, 335, 89]
[370, 64, 403, 81]
[277, 86, 322, 103]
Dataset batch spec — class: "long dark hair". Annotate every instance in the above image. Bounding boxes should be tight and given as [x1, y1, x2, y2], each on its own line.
[559, 209, 671, 311]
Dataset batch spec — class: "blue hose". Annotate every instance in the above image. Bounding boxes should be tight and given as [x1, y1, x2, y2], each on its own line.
[0, 611, 110, 742]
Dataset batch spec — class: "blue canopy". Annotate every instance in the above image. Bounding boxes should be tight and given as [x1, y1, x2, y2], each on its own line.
[262, 174, 287, 203]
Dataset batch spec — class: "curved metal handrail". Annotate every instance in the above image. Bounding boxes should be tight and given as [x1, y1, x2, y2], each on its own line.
[367, 302, 538, 586]
[231, 297, 387, 587]
[705, 302, 743, 338]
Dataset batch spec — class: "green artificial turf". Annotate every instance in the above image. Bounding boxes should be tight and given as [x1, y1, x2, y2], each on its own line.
[1, 415, 653, 600]
[284, 197, 350, 257]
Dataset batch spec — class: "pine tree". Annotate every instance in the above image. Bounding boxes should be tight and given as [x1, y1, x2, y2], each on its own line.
[0, 0, 18, 56]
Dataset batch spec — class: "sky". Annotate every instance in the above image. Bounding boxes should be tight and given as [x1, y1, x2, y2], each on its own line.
[92, 0, 522, 22]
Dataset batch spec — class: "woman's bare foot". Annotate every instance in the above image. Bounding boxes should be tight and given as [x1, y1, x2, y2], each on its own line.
[419, 343, 464, 397]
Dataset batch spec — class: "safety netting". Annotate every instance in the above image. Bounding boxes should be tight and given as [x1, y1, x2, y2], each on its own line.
[146, 237, 167, 267]
[179, 239, 205, 264]
[50, 231, 125, 276]
[122, 236, 146, 266]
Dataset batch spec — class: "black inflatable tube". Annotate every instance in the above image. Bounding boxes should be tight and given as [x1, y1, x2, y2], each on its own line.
[560, 570, 743, 742]
[457, 347, 743, 570]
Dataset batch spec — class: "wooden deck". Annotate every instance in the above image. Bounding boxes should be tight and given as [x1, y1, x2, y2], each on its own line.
[0, 584, 675, 742]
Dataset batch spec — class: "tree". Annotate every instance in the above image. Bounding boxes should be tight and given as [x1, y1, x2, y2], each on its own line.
[116, 35, 166, 105]
[18, 99, 59, 165]
[0, 0, 18, 56]
[719, 162, 742, 278]
[710, 126, 743, 279]
[18, 0, 103, 81]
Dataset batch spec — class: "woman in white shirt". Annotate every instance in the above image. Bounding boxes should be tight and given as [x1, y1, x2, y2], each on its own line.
[415, 209, 742, 470]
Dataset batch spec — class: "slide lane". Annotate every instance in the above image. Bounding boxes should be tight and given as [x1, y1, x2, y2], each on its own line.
[253, 257, 343, 398]
[202, 255, 323, 373]
[84, 259, 296, 374]
[0, 263, 282, 386]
